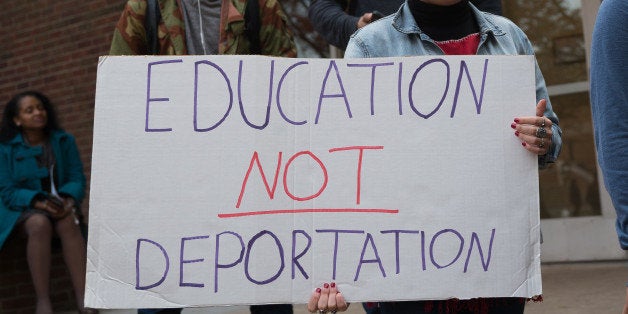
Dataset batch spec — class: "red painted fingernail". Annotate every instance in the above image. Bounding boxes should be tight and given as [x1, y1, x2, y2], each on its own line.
[511, 122, 516, 129]
[514, 118, 520, 123]
[324, 283, 329, 288]
[331, 282, 336, 288]
[522, 142, 527, 147]
[316, 288, 321, 293]
[515, 131, 519, 136]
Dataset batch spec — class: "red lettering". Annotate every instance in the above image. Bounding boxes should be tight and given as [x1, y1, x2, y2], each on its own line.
[236, 152, 283, 208]
[236, 146, 383, 207]
[329, 146, 384, 204]
[283, 151, 329, 201]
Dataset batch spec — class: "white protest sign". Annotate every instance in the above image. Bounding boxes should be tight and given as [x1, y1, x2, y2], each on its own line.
[86, 55, 541, 309]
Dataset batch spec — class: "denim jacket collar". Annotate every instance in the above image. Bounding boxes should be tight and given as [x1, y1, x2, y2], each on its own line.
[392, 2, 505, 39]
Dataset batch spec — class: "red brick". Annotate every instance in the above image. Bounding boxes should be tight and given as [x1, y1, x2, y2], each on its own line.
[16, 283, 34, 295]
[0, 272, 32, 285]
[0, 2, 121, 311]
[0, 286, 17, 298]
[2, 295, 34, 310]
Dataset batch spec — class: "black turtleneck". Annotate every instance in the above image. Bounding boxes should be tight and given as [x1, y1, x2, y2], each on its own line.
[408, 0, 479, 42]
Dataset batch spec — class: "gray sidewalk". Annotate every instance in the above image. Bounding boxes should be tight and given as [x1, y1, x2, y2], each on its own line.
[525, 261, 626, 314]
[89, 261, 627, 314]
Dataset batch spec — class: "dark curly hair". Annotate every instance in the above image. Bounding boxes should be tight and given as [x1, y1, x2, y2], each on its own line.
[0, 91, 62, 142]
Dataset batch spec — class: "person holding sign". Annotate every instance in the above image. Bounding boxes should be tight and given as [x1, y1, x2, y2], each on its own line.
[110, 1, 295, 313]
[0, 91, 92, 314]
[301, 0, 563, 313]
[343, 0, 561, 167]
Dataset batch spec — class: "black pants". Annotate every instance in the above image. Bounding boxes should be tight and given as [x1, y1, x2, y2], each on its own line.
[139, 304, 292, 314]
[138, 309, 182, 314]
[250, 304, 293, 314]
[378, 297, 525, 314]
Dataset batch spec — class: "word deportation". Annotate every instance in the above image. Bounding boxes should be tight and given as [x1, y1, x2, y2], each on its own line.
[144, 58, 489, 132]
[136, 227, 496, 292]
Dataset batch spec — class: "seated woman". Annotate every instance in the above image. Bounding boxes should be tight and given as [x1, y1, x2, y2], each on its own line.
[307, 0, 562, 313]
[0, 91, 94, 314]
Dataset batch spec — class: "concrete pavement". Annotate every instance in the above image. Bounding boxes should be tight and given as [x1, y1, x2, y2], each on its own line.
[88, 261, 628, 314]
[525, 261, 626, 314]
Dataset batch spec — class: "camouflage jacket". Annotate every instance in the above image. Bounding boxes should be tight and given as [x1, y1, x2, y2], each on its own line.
[109, 0, 297, 56]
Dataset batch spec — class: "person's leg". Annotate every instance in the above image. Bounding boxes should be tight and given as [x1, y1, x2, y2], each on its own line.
[362, 302, 380, 314]
[23, 214, 54, 314]
[138, 309, 183, 314]
[379, 300, 444, 314]
[486, 297, 525, 314]
[249, 304, 293, 314]
[55, 213, 89, 312]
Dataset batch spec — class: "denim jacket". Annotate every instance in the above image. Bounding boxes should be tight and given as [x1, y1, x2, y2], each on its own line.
[345, 1, 562, 166]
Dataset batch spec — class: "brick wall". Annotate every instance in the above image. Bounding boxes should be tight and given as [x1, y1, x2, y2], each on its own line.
[0, 1, 124, 312]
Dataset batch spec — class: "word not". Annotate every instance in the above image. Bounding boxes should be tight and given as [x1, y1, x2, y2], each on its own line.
[135, 228, 496, 293]
[144, 58, 489, 132]
[236, 145, 383, 207]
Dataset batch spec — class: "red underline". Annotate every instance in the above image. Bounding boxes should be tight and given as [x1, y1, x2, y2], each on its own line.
[218, 208, 399, 218]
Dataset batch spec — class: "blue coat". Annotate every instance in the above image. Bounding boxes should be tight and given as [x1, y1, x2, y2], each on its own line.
[0, 130, 86, 249]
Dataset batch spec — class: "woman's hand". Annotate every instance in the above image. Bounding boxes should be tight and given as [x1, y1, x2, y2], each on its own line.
[512, 99, 553, 156]
[34, 197, 62, 214]
[307, 282, 349, 314]
[357, 13, 374, 28]
[61, 196, 76, 211]
[34, 196, 72, 220]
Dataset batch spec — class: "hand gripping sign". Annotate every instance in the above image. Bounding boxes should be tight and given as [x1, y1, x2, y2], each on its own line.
[86, 55, 541, 309]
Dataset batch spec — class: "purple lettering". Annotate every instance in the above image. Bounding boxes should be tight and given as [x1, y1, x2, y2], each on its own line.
[421, 231, 426, 271]
[245, 230, 285, 285]
[145, 59, 182, 132]
[277, 61, 309, 125]
[429, 229, 464, 269]
[398, 62, 404, 115]
[354, 233, 386, 281]
[380, 230, 421, 274]
[316, 229, 364, 279]
[409, 58, 450, 119]
[451, 59, 489, 118]
[194, 60, 233, 132]
[214, 231, 244, 292]
[315, 60, 352, 124]
[292, 230, 312, 279]
[464, 228, 496, 272]
[238, 60, 273, 129]
[135, 238, 169, 290]
[346, 62, 395, 115]
[179, 235, 210, 288]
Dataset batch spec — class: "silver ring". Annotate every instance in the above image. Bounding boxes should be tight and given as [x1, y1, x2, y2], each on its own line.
[536, 127, 547, 138]
[540, 118, 546, 128]
[539, 138, 545, 148]
[318, 310, 327, 314]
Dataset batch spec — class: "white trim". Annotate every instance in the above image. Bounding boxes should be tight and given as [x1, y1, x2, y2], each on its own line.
[547, 81, 589, 96]
[541, 217, 628, 262]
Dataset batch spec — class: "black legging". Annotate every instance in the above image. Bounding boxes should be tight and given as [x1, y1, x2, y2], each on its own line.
[249, 304, 293, 314]
[378, 297, 525, 314]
